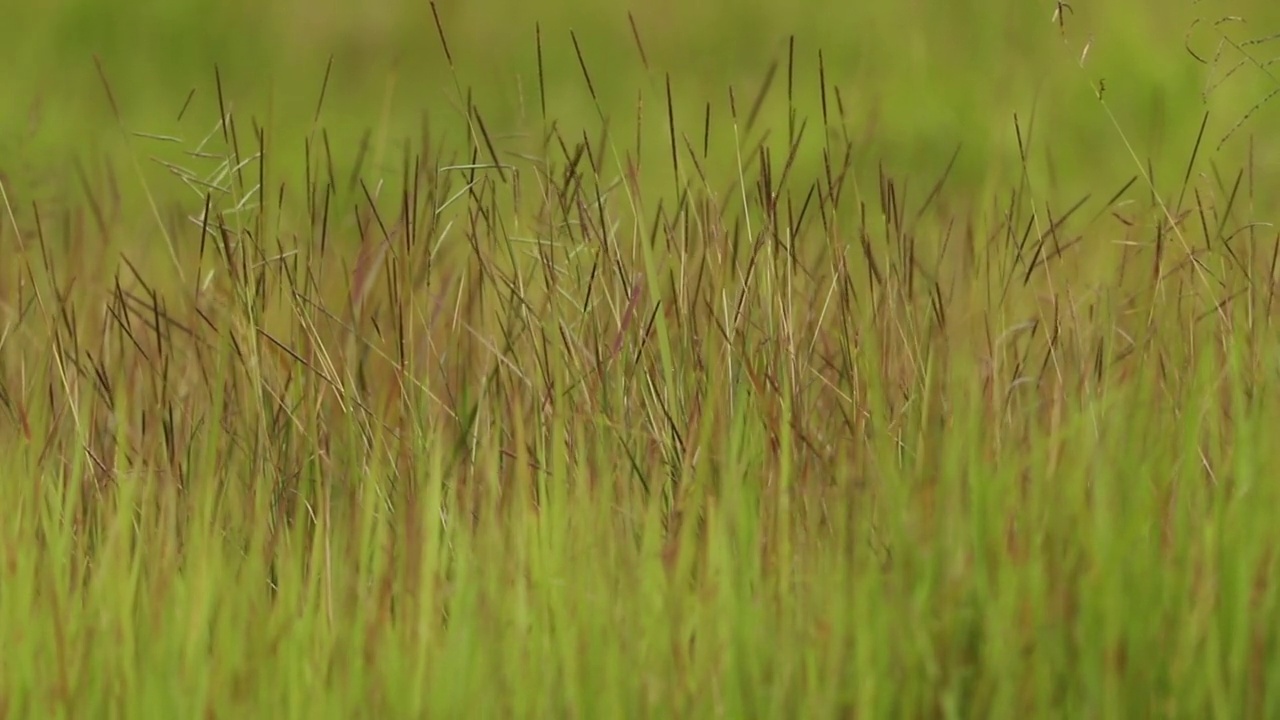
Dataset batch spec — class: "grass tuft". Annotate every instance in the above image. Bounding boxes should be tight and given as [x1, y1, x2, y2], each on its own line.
[3, 3, 1280, 717]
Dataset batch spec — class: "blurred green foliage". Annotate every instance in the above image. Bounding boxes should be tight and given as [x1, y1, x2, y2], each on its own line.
[4, 0, 1280, 206]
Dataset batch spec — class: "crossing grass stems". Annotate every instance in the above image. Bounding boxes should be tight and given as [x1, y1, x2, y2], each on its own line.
[2, 3, 1280, 717]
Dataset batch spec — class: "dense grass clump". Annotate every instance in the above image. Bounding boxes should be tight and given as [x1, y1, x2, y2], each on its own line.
[4, 2, 1280, 718]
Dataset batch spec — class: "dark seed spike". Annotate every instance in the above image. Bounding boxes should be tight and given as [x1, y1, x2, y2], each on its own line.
[628, 12, 650, 72]
[1174, 111, 1209, 217]
[536, 24, 547, 123]
[313, 55, 335, 127]
[92, 55, 122, 123]
[818, 50, 829, 131]
[177, 88, 196, 123]
[702, 102, 711, 160]
[666, 74, 679, 189]
[634, 90, 644, 170]
[429, 2, 455, 69]
[471, 105, 507, 183]
[1268, 232, 1280, 324]
[787, 35, 795, 143]
[570, 31, 605, 125]
[214, 65, 231, 147]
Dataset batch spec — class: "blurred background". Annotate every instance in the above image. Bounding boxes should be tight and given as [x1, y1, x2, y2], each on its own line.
[3, 0, 1280, 213]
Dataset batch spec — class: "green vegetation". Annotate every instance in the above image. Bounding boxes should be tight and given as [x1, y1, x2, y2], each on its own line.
[4, 0, 1280, 717]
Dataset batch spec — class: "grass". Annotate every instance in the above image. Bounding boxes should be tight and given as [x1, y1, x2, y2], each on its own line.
[4, 1, 1280, 717]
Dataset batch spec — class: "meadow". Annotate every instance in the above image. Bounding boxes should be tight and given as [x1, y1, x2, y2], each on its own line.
[4, 0, 1280, 717]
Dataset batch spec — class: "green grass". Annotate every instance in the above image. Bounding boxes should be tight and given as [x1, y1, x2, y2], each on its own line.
[4, 0, 1280, 717]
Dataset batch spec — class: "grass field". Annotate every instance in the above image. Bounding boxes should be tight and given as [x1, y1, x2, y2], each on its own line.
[5, 0, 1280, 717]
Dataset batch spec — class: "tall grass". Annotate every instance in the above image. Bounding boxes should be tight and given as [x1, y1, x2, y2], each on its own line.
[3, 2, 1280, 718]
